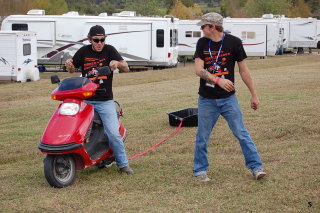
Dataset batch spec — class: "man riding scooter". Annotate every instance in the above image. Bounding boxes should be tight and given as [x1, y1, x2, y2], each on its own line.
[65, 25, 133, 174]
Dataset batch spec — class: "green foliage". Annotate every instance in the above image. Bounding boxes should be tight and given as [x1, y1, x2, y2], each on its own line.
[220, 0, 246, 17]
[1, 0, 319, 18]
[243, 0, 292, 17]
[169, 0, 202, 19]
[46, 0, 68, 15]
[288, 0, 312, 17]
[124, 0, 166, 16]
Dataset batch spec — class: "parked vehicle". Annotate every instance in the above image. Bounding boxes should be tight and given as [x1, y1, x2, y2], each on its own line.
[38, 66, 126, 188]
[1, 10, 179, 69]
[0, 31, 39, 82]
[178, 18, 279, 57]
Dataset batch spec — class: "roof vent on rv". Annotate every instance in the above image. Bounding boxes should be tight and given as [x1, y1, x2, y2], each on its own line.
[262, 14, 274, 19]
[99, 13, 108, 17]
[27, 9, 45, 15]
[114, 11, 136, 17]
[62, 11, 79, 16]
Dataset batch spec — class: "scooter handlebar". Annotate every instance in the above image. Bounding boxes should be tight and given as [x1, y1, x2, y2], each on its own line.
[95, 66, 112, 76]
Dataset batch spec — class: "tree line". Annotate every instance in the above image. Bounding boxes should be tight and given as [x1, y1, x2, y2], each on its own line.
[0, 0, 319, 18]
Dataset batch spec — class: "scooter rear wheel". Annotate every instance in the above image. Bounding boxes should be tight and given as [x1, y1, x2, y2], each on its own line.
[44, 154, 76, 188]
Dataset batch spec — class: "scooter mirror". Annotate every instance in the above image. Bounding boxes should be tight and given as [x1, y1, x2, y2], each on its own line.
[51, 75, 60, 84]
[96, 66, 111, 76]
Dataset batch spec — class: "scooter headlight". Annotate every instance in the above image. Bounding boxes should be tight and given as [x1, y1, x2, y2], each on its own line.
[59, 103, 80, 115]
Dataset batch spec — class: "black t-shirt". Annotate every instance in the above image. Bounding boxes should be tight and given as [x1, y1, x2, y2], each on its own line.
[194, 33, 247, 99]
[72, 44, 123, 101]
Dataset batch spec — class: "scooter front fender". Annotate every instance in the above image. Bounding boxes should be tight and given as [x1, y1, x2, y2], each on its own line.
[40, 100, 94, 147]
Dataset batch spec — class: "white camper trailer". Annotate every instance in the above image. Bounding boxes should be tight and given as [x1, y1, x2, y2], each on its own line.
[178, 19, 270, 57]
[282, 17, 318, 49]
[178, 20, 202, 57]
[1, 10, 179, 69]
[223, 22, 267, 57]
[224, 17, 282, 56]
[0, 31, 39, 82]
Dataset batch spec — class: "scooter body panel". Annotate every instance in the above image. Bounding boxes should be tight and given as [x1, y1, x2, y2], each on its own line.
[41, 100, 94, 145]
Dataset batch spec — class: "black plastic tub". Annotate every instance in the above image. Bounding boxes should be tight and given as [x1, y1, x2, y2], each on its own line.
[167, 108, 198, 127]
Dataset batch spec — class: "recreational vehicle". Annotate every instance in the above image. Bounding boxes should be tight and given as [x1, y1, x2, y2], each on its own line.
[178, 19, 273, 57]
[1, 10, 179, 69]
[0, 31, 39, 82]
[280, 17, 318, 50]
[224, 17, 282, 56]
[178, 20, 202, 58]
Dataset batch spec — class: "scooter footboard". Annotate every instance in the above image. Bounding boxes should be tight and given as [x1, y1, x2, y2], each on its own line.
[84, 123, 110, 160]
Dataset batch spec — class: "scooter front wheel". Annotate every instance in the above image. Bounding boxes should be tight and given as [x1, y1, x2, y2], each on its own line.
[44, 154, 76, 188]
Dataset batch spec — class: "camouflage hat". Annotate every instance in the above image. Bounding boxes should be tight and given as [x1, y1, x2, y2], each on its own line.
[197, 12, 223, 27]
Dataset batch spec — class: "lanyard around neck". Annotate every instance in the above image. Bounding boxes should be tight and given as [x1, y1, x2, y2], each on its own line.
[208, 33, 225, 67]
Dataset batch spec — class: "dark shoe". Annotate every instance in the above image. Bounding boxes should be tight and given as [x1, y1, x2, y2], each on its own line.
[96, 158, 114, 169]
[119, 166, 134, 175]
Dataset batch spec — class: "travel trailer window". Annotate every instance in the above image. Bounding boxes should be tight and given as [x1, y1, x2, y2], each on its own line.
[157, 29, 164, 47]
[241, 31, 256, 39]
[23, 44, 31, 56]
[193, 31, 201, 37]
[185, 31, 201, 38]
[12, 24, 28, 31]
[186, 31, 192, 37]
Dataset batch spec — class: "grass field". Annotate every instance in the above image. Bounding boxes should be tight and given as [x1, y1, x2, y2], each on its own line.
[0, 54, 319, 212]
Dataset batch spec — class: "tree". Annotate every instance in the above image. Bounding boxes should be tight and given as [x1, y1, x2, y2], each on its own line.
[181, 0, 194, 7]
[288, 0, 312, 17]
[46, 0, 68, 15]
[97, 1, 117, 15]
[169, 0, 193, 19]
[243, 0, 292, 17]
[192, 3, 203, 19]
[220, 0, 246, 17]
[124, 0, 165, 16]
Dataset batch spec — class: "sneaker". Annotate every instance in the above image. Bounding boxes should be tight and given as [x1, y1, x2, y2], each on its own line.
[253, 169, 266, 180]
[195, 174, 211, 182]
[119, 166, 134, 175]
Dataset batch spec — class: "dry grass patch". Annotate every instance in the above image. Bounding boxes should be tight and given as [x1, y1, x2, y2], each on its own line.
[0, 54, 319, 212]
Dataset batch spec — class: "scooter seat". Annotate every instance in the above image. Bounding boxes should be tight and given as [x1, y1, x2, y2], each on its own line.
[93, 111, 103, 125]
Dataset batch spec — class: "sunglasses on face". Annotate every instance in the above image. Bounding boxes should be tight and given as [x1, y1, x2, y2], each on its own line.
[92, 38, 105, 43]
[201, 24, 213, 30]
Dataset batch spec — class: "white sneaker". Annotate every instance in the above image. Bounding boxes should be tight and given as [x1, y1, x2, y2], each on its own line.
[253, 169, 266, 180]
[195, 174, 211, 182]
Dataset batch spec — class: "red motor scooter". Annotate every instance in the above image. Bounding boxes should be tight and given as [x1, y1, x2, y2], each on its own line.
[38, 66, 126, 188]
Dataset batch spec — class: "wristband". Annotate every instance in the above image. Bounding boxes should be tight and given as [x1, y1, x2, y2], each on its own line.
[215, 77, 221, 84]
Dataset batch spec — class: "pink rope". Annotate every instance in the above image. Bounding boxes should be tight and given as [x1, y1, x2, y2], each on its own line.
[128, 120, 183, 160]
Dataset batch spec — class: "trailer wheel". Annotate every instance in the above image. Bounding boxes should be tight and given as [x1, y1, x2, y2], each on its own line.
[44, 155, 76, 188]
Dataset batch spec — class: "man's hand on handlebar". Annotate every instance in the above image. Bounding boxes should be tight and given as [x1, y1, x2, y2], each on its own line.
[65, 59, 76, 73]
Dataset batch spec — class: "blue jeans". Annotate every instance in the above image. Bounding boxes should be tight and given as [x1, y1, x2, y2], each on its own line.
[193, 95, 263, 176]
[85, 100, 129, 168]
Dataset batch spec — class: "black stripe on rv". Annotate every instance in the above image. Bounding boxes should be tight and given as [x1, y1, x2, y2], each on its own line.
[41, 30, 150, 59]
